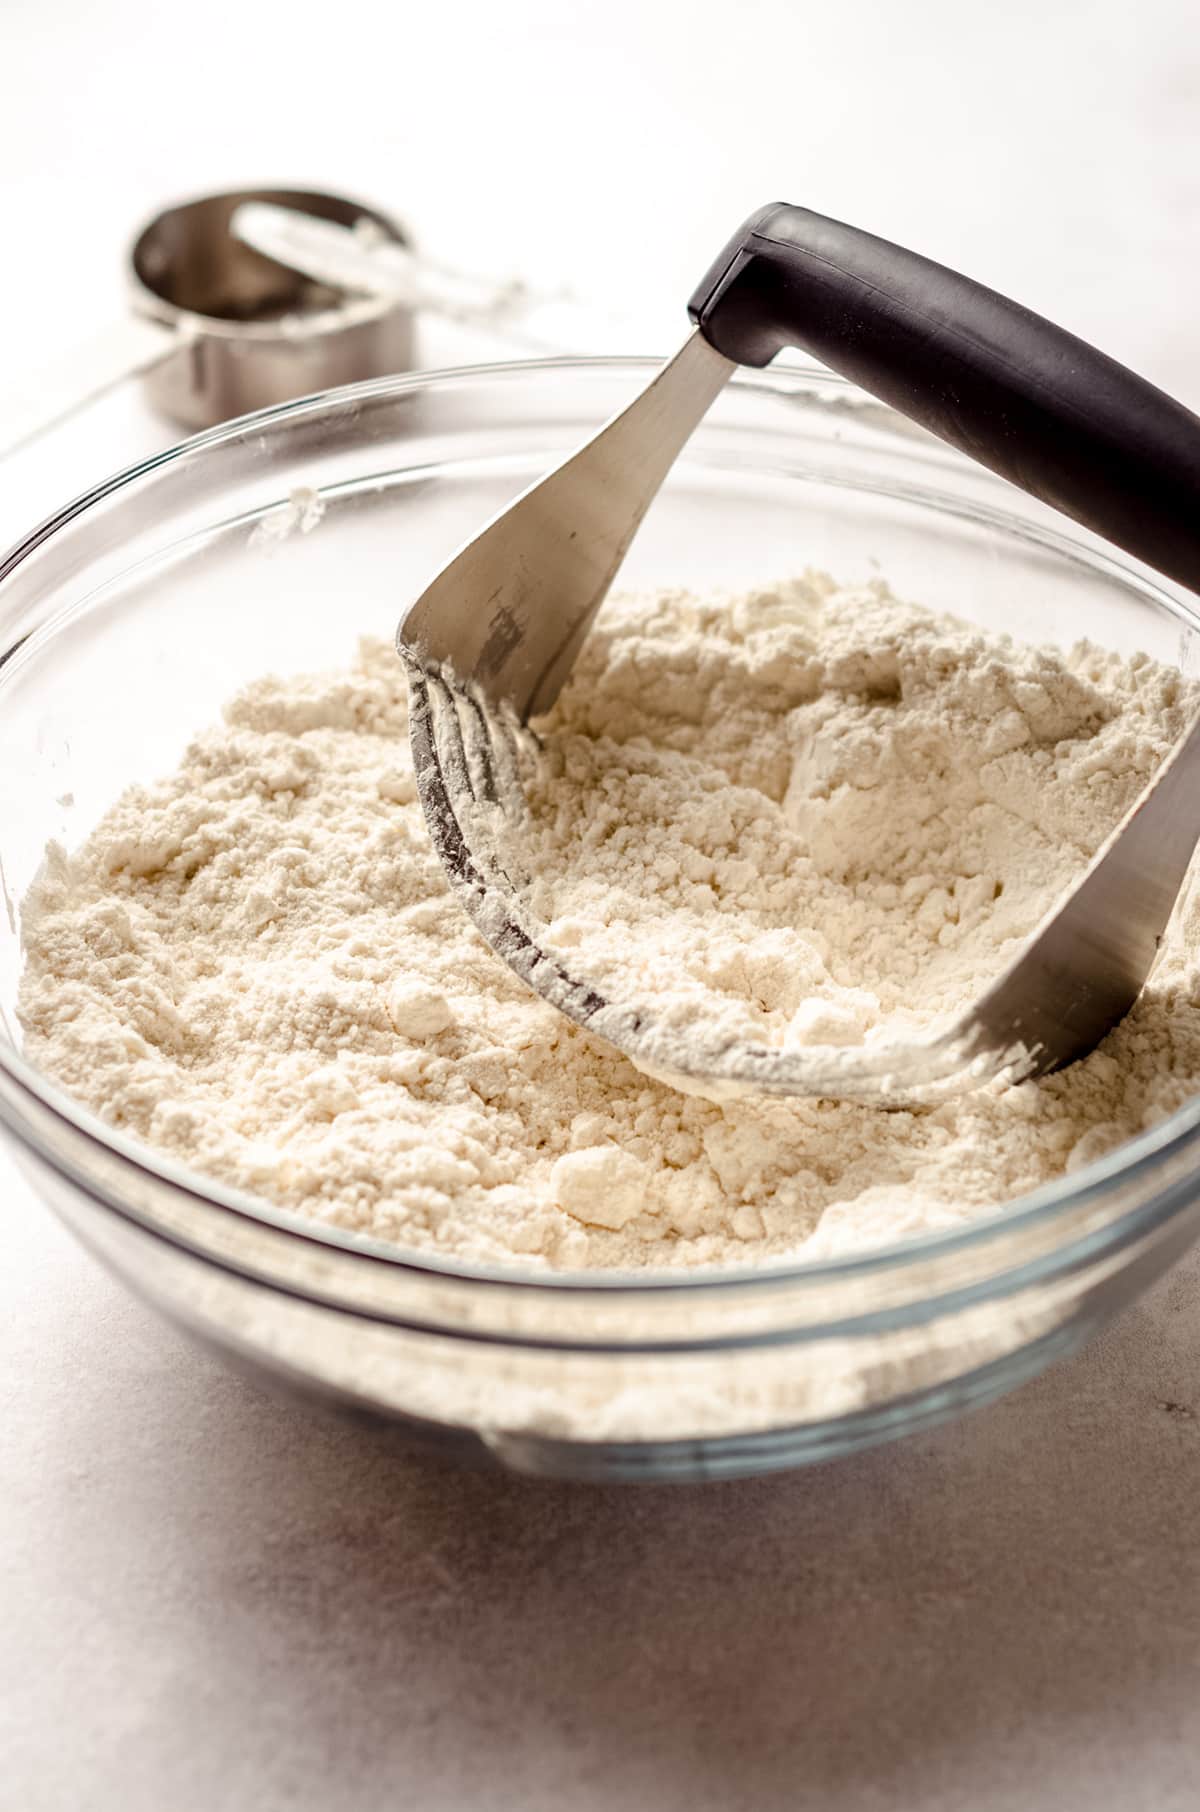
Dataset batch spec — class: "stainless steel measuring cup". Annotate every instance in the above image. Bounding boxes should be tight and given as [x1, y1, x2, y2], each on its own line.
[3, 185, 416, 453]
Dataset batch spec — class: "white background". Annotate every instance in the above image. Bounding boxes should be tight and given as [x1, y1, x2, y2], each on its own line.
[3, 3, 1200, 1808]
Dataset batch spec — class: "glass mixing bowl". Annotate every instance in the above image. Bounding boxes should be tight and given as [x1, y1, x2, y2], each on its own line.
[4, 358, 1200, 1483]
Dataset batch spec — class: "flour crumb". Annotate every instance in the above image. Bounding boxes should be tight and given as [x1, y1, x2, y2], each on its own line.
[250, 485, 326, 547]
[552, 1147, 648, 1229]
[386, 978, 455, 1040]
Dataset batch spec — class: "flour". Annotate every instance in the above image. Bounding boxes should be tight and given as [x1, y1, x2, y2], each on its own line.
[17, 575, 1200, 1271]
[491, 578, 1157, 1081]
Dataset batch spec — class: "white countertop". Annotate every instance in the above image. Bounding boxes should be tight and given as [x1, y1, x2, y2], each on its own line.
[4, 4, 1200, 1806]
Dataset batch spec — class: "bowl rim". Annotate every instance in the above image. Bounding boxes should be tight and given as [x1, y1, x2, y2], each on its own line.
[4, 352, 1200, 1300]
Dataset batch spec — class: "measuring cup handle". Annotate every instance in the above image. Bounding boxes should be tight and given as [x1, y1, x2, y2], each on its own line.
[0, 315, 178, 465]
[689, 203, 1200, 596]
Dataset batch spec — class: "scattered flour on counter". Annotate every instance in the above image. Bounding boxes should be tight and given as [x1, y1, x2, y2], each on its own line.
[17, 575, 1200, 1270]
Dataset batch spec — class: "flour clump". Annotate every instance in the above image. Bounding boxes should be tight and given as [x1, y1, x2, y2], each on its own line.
[18, 574, 1200, 1270]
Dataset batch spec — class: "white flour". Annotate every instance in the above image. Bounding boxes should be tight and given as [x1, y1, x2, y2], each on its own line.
[492, 579, 1163, 1082]
[18, 575, 1200, 1270]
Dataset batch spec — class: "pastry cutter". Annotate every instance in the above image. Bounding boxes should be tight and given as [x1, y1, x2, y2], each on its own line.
[397, 203, 1200, 1102]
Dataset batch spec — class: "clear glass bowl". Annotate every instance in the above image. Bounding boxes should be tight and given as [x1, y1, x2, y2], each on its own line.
[4, 358, 1200, 1483]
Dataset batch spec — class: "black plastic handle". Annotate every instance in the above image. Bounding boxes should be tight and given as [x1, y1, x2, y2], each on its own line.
[689, 204, 1200, 596]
